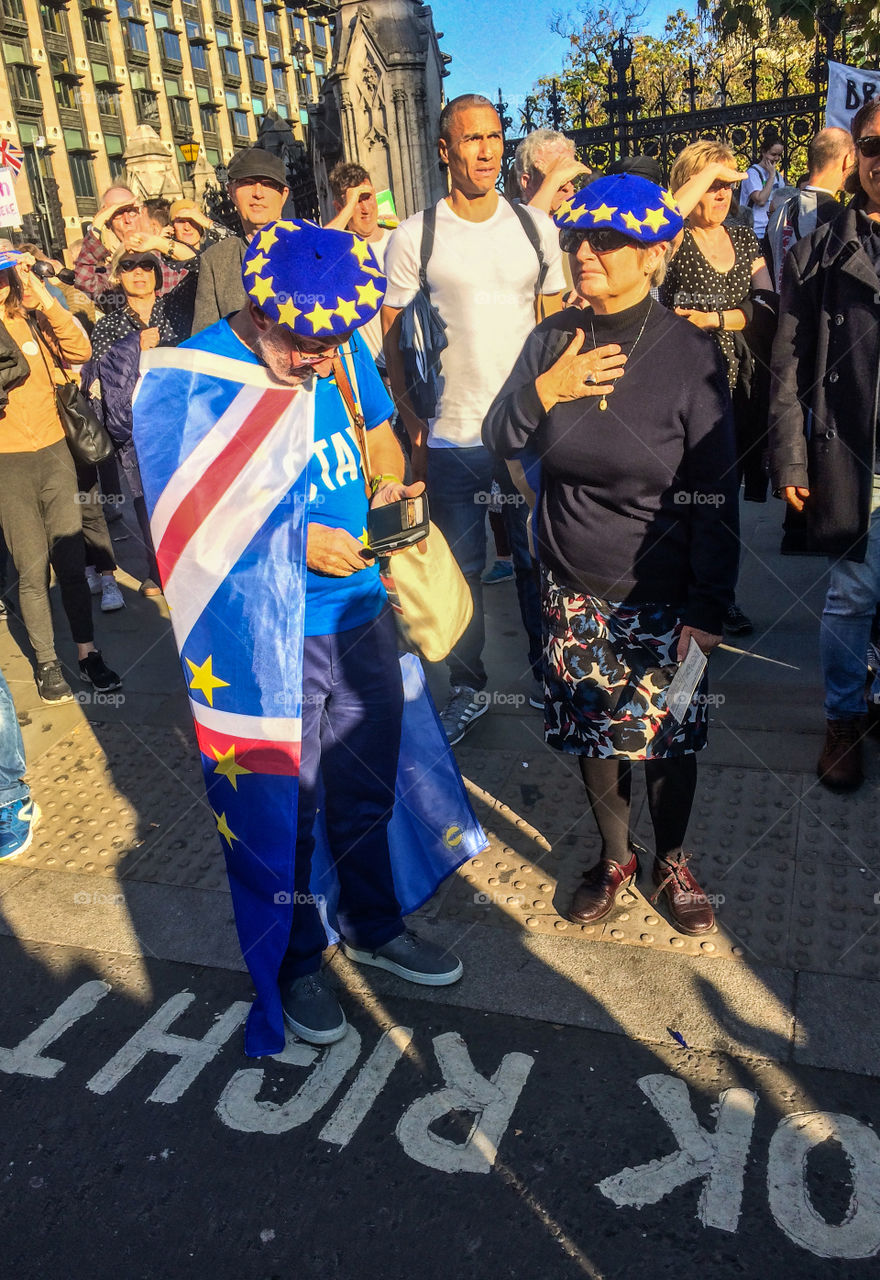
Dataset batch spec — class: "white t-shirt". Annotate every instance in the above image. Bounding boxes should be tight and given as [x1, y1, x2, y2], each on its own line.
[383, 197, 565, 447]
[740, 164, 785, 238]
[357, 227, 392, 367]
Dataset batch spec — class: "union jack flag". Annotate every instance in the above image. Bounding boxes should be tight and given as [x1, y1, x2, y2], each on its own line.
[133, 343, 486, 1055]
[0, 138, 24, 174]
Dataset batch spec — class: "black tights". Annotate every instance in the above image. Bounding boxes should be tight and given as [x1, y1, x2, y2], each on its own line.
[578, 755, 698, 865]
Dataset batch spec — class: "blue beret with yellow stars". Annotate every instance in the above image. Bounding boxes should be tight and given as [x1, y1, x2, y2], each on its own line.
[554, 173, 684, 245]
[241, 218, 387, 337]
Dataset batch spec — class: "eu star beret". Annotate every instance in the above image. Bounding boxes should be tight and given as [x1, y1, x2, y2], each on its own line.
[554, 173, 683, 244]
[241, 218, 387, 337]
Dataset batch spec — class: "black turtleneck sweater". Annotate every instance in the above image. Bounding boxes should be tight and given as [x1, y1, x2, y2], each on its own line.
[482, 296, 739, 634]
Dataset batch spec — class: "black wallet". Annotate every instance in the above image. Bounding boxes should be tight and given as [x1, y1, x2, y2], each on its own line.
[366, 493, 430, 555]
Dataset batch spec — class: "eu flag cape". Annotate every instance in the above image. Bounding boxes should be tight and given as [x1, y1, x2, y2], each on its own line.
[132, 345, 487, 1056]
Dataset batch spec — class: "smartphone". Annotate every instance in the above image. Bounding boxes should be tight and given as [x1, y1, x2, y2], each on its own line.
[366, 493, 430, 555]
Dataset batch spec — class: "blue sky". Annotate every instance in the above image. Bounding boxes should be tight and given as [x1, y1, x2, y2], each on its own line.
[429, 0, 698, 118]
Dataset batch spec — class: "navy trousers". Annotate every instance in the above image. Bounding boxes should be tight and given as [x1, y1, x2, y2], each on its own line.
[280, 606, 405, 980]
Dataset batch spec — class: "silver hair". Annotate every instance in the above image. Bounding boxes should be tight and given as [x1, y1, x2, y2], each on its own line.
[514, 129, 575, 185]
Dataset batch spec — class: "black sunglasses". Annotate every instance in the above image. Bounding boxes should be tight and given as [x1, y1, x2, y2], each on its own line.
[559, 226, 640, 254]
[118, 258, 155, 273]
[856, 135, 880, 158]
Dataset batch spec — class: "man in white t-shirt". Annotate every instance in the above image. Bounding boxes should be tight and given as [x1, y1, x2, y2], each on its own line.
[382, 93, 566, 744]
[325, 162, 393, 370]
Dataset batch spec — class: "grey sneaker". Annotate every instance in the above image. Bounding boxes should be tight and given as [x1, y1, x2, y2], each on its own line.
[528, 678, 543, 710]
[439, 685, 488, 745]
[342, 929, 463, 986]
[281, 972, 347, 1045]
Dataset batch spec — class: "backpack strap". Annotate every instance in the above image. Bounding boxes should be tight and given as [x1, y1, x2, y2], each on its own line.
[418, 203, 438, 294]
[510, 200, 549, 320]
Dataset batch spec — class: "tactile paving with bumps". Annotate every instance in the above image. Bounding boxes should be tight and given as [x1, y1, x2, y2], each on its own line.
[450, 755, 819, 964]
[22, 724, 224, 890]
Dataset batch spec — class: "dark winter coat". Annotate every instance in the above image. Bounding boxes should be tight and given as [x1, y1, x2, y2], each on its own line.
[769, 201, 880, 561]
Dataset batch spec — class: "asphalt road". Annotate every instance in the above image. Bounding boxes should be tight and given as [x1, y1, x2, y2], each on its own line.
[2, 936, 878, 1280]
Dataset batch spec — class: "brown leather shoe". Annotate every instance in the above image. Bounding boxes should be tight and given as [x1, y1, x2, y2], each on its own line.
[651, 852, 715, 936]
[818, 717, 866, 790]
[568, 850, 637, 925]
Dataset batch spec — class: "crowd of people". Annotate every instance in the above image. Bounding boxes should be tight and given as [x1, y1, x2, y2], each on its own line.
[1, 92, 878, 1051]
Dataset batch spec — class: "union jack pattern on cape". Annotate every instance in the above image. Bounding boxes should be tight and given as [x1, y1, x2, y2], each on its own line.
[133, 344, 487, 1055]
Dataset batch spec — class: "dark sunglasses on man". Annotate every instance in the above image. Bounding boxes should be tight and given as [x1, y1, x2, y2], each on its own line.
[559, 226, 641, 254]
[855, 135, 880, 158]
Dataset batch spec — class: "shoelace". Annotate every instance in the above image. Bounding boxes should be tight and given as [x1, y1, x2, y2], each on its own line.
[297, 973, 327, 998]
[651, 853, 701, 902]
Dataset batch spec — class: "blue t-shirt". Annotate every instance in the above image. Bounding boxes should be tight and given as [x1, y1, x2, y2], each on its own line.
[185, 320, 394, 636]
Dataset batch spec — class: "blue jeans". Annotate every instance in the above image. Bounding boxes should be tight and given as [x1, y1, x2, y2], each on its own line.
[427, 444, 495, 691]
[280, 607, 405, 979]
[0, 667, 28, 810]
[821, 478, 880, 719]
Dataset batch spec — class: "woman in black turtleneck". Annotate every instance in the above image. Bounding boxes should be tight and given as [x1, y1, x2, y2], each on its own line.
[483, 174, 739, 938]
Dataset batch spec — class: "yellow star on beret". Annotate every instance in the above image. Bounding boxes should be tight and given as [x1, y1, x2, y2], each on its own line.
[660, 190, 681, 213]
[257, 224, 280, 252]
[335, 295, 361, 326]
[555, 198, 574, 223]
[621, 210, 644, 233]
[305, 300, 337, 333]
[276, 297, 302, 326]
[243, 252, 270, 278]
[349, 235, 372, 266]
[274, 220, 297, 232]
[641, 206, 670, 233]
[590, 203, 618, 223]
[355, 278, 383, 310]
[250, 273, 275, 306]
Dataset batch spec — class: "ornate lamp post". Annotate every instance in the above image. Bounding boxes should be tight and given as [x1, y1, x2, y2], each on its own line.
[179, 127, 200, 199]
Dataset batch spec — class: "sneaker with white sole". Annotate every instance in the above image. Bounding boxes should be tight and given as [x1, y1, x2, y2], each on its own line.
[100, 577, 125, 612]
[342, 929, 463, 986]
[481, 558, 514, 585]
[85, 565, 102, 595]
[439, 685, 488, 745]
[79, 650, 122, 692]
[0, 797, 40, 860]
[281, 971, 348, 1045]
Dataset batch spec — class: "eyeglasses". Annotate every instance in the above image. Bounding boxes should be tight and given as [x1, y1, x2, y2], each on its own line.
[118, 259, 153, 273]
[856, 135, 880, 158]
[559, 226, 640, 254]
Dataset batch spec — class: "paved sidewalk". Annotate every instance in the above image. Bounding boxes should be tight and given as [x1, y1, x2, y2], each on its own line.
[4, 497, 880, 1277]
[1, 497, 878, 1080]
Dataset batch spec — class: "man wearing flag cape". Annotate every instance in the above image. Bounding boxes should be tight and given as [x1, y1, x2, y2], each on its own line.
[132, 218, 486, 1057]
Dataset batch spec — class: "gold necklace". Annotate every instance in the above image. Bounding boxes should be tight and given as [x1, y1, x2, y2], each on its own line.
[589, 302, 653, 411]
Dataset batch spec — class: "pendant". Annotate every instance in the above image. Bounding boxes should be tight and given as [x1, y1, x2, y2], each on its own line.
[599, 396, 608, 411]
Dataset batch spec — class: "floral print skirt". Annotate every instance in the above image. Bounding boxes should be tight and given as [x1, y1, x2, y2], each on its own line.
[542, 568, 709, 760]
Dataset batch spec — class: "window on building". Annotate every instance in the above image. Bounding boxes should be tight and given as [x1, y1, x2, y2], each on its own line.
[162, 29, 182, 61]
[97, 87, 119, 116]
[289, 13, 305, 41]
[69, 152, 96, 202]
[313, 59, 324, 77]
[83, 14, 107, 45]
[120, 3, 150, 57]
[275, 101, 288, 119]
[263, 8, 277, 33]
[271, 64, 284, 91]
[170, 96, 191, 129]
[135, 89, 160, 125]
[199, 102, 218, 133]
[39, 3, 65, 34]
[310, 18, 326, 50]
[105, 134, 125, 179]
[50, 53, 78, 109]
[214, 0, 232, 17]
[222, 47, 240, 77]
[190, 42, 207, 70]
[13, 64, 40, 102]
[252, 96, 263, 114]
[241, 0, 258, 24]
[229, 108, 249, 138]
[216, 28, 228, 45]
[153, 8, 168, 28]
[206, 147, 220, 167]
[1, 0, 26, 20]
